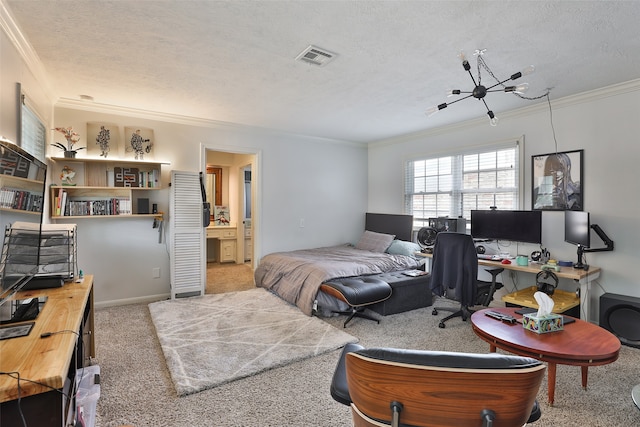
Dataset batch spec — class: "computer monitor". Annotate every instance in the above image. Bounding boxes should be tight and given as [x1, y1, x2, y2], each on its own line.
[470, 210, 542, 244]
[0, 140, 47, 307]
[564, 210, 590, 248]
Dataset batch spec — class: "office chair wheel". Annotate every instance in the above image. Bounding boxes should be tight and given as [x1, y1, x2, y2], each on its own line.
[432, 308, 438, 315]
[438, 321, 446, 328]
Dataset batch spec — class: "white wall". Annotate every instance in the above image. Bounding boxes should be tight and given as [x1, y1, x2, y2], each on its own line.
[52, 107, 368, 306]
[0, 28, 54, 246]
[368, 81, 640, 321]
[0, 29, 53, 144]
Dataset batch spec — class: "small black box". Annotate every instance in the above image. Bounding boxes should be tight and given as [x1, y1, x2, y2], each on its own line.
[137, 198, 149, 214]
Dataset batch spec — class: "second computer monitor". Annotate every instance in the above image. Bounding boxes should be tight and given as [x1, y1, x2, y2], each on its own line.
[471, 210, 542, 244]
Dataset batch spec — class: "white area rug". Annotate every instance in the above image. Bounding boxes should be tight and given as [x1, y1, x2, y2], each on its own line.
[148, 288, 358, 396]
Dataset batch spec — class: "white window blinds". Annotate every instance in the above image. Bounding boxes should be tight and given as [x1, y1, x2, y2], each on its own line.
[19, 88, 46, 162]
[405, 139, 522, 229]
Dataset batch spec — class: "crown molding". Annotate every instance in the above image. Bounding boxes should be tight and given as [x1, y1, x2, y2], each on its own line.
[55, 97, 364, 148]
[370, 78, 640, 148]
[0, 0, 55, 102]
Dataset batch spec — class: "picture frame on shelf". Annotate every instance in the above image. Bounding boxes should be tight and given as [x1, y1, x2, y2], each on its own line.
[86, 122, 121, 158]
[532, 149, 583, 211]
[214, 205, 230, 226]
[124, 126, 154, 161]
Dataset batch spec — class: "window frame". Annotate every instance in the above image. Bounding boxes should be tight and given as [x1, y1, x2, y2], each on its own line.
[404, 137, 525, 230]
[17, 83, 47, 162]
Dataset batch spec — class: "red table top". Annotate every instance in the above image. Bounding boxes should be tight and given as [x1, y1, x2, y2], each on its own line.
[471, 307, 620, 366]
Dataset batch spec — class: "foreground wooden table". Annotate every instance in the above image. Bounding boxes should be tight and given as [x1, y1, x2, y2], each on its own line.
[0, 275, 94, 426]
[471, 307, 620, 405]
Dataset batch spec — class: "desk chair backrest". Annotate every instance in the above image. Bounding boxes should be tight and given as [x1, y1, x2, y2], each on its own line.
[430, 232, 479, 306]
[345, 348, 546, 427]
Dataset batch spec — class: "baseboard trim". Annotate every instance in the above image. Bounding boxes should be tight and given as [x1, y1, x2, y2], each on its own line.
[95, 293, 170, 309]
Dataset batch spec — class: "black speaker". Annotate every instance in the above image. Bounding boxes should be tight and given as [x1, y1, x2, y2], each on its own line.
[599, 293, 640, 348]
[137, 198, 149, 214]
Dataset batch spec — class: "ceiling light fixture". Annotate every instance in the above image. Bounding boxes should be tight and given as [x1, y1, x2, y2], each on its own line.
[426, 49, 535, 126]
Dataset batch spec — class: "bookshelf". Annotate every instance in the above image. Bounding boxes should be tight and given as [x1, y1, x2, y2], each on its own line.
[48, 157, 169, 219]
[0, 174, 45, 215]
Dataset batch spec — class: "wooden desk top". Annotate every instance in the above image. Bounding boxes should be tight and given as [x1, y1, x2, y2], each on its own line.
[502, 286, 580, 313]
[471, 307, 620, 366]
[416, 252, 600, 281]
[0, 275, 93, 402]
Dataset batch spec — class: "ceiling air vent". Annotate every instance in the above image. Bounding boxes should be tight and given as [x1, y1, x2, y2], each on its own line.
[295, 45, 337, 67]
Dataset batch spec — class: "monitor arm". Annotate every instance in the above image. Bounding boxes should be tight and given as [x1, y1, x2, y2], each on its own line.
[574, 224, 613, 269]
[584, 224, 614, 253]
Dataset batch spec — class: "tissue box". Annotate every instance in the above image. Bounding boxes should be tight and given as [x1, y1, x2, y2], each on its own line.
[522, 313, 563, 334]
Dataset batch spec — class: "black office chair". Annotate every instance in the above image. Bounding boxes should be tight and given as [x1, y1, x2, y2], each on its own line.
[430, 232, 503, 328]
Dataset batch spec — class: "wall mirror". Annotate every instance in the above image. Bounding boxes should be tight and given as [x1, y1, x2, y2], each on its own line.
[206, 166, 222, 208]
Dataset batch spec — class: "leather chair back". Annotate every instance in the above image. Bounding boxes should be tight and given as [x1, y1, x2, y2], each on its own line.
[345, 348, 546, 427]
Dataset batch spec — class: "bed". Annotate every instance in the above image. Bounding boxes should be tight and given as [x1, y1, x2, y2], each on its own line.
[255, 213, 425, 316]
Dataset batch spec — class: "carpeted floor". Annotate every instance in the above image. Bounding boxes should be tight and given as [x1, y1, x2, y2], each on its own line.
[94, 294, 640, 426]
[206, 262, 255, 294]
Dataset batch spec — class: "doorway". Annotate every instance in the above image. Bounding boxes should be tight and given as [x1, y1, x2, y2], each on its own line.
[202, 145, 259, 294]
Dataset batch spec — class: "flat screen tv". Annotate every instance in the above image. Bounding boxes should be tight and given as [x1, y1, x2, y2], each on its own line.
[0, 139, 47, 308]
[471, 210, 542, 244]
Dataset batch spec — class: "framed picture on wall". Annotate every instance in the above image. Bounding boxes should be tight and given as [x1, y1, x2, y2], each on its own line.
[532, 149, 583, 211]
[87, 122, 120, 158]
[124, 126, 154, 160]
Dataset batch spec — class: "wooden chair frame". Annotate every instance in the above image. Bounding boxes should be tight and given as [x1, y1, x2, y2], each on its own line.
[346, 352, 546, 427]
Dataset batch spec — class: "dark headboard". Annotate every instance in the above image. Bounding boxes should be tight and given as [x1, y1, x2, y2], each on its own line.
[365, 213, 413, 242]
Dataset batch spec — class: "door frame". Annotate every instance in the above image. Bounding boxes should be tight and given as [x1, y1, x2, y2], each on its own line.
[200, 143, 261, 270]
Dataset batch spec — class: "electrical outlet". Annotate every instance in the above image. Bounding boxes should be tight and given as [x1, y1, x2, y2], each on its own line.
[152, 267, 160, 278]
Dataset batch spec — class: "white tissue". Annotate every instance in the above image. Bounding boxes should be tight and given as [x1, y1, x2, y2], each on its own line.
[534, 291, 555, 317]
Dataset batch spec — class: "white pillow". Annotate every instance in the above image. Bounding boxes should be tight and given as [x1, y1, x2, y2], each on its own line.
[355, 230, 396, 252]
[386, 239, 421, 258]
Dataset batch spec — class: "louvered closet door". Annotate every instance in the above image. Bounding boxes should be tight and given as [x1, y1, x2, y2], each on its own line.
[170, 171, 205, 298]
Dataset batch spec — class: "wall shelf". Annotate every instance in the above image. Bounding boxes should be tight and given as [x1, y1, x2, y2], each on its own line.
[48, 157, 169, 219]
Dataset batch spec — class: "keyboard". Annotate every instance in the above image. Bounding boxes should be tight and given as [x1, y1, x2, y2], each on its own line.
[477, 254, 501, 261]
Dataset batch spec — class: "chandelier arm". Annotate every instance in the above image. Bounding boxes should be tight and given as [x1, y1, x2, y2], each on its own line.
[481, 98, 493, 113]
[444, 93, 477, 106]
[466, 68, 479, 87]
[484, 77, 515, 92]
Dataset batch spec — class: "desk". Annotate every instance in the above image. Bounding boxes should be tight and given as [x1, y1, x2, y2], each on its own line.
[502, 286, 580, 317]
[0, 275, 94, 426]
[417, 252, 601, 320]
[206, 225, 237, 263]
[471, 307, 620, 405]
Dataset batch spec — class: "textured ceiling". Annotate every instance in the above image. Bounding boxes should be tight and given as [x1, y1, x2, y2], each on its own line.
[5, 1, 640, 143]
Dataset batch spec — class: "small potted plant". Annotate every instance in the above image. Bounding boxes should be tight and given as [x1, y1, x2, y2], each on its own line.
[51, 127, 85, 158]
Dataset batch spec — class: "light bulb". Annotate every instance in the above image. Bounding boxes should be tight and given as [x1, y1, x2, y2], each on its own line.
[426, 106, 440, 117]
[487, 110, 498, 126]
[457, 51, 467, 62]
[426, 103, 447, 117]
[521, 65, 535, 76]
[514, 83, 529, 94]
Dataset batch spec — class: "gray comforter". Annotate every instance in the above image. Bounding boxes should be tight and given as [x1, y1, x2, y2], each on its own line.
[255, 244, 422, 315]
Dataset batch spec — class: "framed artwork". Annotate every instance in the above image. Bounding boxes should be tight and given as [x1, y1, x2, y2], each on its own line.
[214, 205, 230, 226]
[87, 122, 120, 158]
[532, 149, 583, 211]
[124, 126, 154, 160]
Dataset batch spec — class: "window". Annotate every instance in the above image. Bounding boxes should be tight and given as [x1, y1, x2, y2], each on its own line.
[405, 139, 522, 229]
[18, 84, 46, 162]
